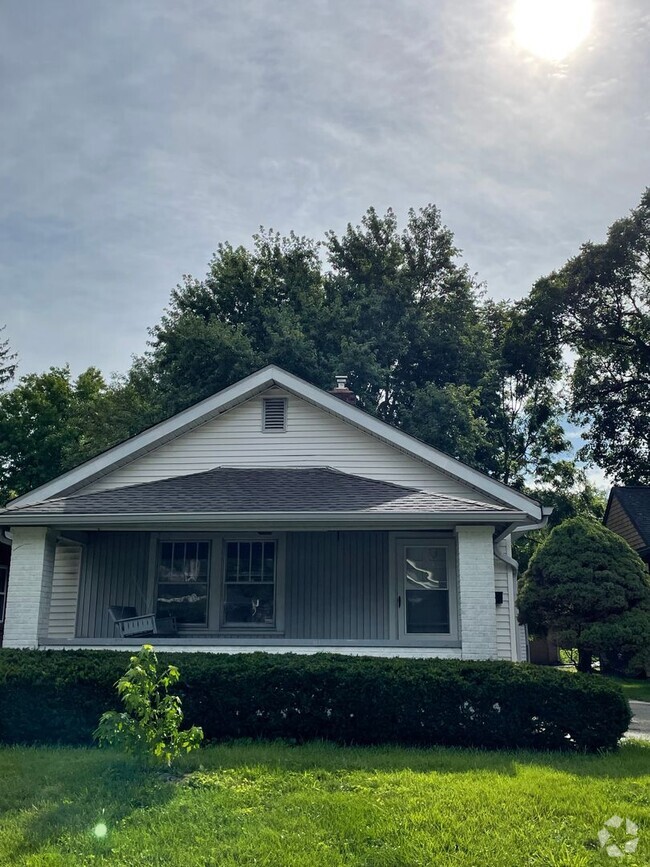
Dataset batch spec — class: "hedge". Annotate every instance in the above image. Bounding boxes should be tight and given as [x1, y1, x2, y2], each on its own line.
[0, 649, 631, 751]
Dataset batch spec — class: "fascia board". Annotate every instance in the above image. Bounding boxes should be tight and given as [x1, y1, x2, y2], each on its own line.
[3, 509, 528, 529]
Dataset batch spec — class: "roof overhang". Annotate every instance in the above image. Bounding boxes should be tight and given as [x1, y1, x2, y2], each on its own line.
[2, 509, 530, 531]
[6, 365, 543, 521]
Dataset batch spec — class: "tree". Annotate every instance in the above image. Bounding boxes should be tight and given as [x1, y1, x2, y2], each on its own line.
[0, 325, 16, 391]
[138, 205, 567, 482]
[514, 461, 607, 573]
[524, 188, 650, 483]
[517, 517, 650, 673]
[0, 366, 135, 503]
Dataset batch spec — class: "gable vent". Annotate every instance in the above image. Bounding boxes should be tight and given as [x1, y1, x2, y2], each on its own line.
[263, 397, 287, 432]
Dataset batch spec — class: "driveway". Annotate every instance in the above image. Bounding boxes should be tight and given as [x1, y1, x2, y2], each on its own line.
[626, 701, 650, 741]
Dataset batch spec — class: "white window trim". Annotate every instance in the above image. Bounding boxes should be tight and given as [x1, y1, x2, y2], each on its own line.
[390, 534, 459, 645]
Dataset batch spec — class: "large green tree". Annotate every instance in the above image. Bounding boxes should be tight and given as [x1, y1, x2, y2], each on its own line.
[524, 188, 650, 483]
[138, 205, 567, 483]
[518, 516, 650, 674]
[0, 366, 146, 503]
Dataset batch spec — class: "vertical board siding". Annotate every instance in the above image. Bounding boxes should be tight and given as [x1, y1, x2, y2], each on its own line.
[76, 532, 151, 638]
[284, 531, 390, 640]
[47, 544, 82, 639]
[78, 388, 502, 504]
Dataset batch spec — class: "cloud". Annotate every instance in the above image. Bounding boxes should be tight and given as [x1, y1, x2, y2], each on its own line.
[0, 0, 648, 379]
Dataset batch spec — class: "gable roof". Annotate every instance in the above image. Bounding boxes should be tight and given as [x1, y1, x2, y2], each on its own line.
[1, 467, 522, 527]
[604, 487, 650, 550]
[5, 365, 542, 520]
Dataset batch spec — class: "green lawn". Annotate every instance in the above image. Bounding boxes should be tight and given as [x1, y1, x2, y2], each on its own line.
[1, 742, 650, 866]
[609, 677, 650, 703]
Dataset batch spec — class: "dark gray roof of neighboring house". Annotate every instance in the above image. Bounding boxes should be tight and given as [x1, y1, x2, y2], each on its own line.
[609, 487, 650, 547]
[1, 467, 512, 517]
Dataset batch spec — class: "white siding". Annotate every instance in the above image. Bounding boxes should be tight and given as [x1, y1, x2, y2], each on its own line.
[47, 543, 82, 639]
[80, 388, 502, 504]
[494, 541, 516, 662]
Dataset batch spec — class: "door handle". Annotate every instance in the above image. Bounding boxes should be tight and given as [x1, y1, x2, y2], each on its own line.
[398, 595, 402, 608]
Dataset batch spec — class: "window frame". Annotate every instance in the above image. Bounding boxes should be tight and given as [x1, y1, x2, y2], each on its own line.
[148, 532, 286, 634]
[154, 538, 212, 629]
[392, 535, 459, 643]
[220, 536, 282, 630]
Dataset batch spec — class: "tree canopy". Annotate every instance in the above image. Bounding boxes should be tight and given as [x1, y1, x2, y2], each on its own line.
[518, 516, 650, 673]
[525, 188, 650, 484]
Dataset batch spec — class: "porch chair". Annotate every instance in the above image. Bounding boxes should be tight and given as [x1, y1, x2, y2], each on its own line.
[108, 605, 177, 639]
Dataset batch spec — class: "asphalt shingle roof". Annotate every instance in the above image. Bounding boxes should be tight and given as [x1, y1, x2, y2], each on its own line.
[612, 487, 650, 547]
[2, 467, 510, 517]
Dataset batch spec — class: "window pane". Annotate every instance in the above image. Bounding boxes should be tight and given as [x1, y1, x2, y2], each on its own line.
[157, 582, 208, 625]
[157, 540, 211, 624]
[223, 583, 274, 625]
[238, 542, 251, 581]
[406, 589, 450, 633]
[250, 542, 263, 582]
[405, 546, 447, 590]
[263, 542, 276, 580]
[226, 542, 238, 580]
[404, 546, 450, 634]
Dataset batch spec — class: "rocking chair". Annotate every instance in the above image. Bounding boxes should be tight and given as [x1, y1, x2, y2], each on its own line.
[108, 605, 177, 639]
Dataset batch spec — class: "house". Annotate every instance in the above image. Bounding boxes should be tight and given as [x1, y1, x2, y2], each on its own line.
[604, 487, 650, 567]
[0, 366, 550, 659]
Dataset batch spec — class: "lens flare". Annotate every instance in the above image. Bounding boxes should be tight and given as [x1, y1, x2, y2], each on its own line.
[93, 822, 108, 838]
[513, 0, 593, 62]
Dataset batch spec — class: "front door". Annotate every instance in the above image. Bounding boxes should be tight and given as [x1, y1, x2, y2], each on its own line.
[396, 538, 457, 640]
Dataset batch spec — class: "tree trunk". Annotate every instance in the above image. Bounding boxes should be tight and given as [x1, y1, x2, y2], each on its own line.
[577, 647, 592, 673]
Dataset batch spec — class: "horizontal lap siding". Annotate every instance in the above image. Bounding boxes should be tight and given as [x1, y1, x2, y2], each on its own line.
[285, 531, 390, 640]
[47, 544, 82, 638]
[605, 498, 644, 551]
[76, 532, 150, 638]
[79, 389, 501, 504]
[493, 546, 514, 661]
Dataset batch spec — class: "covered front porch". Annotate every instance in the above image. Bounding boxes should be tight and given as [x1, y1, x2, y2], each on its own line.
[4, 522, 517, 660]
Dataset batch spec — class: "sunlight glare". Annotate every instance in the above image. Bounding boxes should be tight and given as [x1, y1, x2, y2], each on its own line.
[513, 0, 593, 62]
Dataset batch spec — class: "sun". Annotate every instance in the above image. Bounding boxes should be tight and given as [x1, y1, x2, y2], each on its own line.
[513, 0, 593, 63]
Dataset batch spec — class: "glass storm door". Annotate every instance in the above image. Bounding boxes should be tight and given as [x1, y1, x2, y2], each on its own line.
[398, 542, 453, 637]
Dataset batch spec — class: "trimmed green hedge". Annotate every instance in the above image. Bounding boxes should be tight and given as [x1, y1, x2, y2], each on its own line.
[0, 650, 631, 751]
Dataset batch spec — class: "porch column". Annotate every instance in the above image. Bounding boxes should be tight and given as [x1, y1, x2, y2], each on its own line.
[3, 526, 56, 648]
[455, 525, 497, 660]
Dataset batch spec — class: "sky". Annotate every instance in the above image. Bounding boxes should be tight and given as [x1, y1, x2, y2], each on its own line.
[1, 0, 649, 385]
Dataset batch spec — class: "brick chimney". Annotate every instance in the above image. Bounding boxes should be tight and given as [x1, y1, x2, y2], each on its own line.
[330, 375, 357, 405]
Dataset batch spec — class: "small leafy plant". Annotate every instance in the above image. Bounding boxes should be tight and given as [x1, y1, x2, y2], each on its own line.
[94, 644, 203, 767]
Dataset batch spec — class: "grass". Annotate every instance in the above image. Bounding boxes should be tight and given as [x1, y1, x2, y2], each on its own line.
[608, 677, 650, 703]
[1, 742, 650, 866]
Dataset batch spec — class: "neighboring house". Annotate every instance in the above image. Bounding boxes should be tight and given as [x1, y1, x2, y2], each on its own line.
[0, 366, 550, 660]
[604, 487, 650, 567]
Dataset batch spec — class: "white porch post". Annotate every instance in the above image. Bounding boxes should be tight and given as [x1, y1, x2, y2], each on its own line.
[455, 525, 497, 660]
[4, 526, 56, 648]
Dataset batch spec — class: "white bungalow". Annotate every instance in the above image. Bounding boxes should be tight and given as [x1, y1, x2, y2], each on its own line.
[0, 366, 550, 658]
